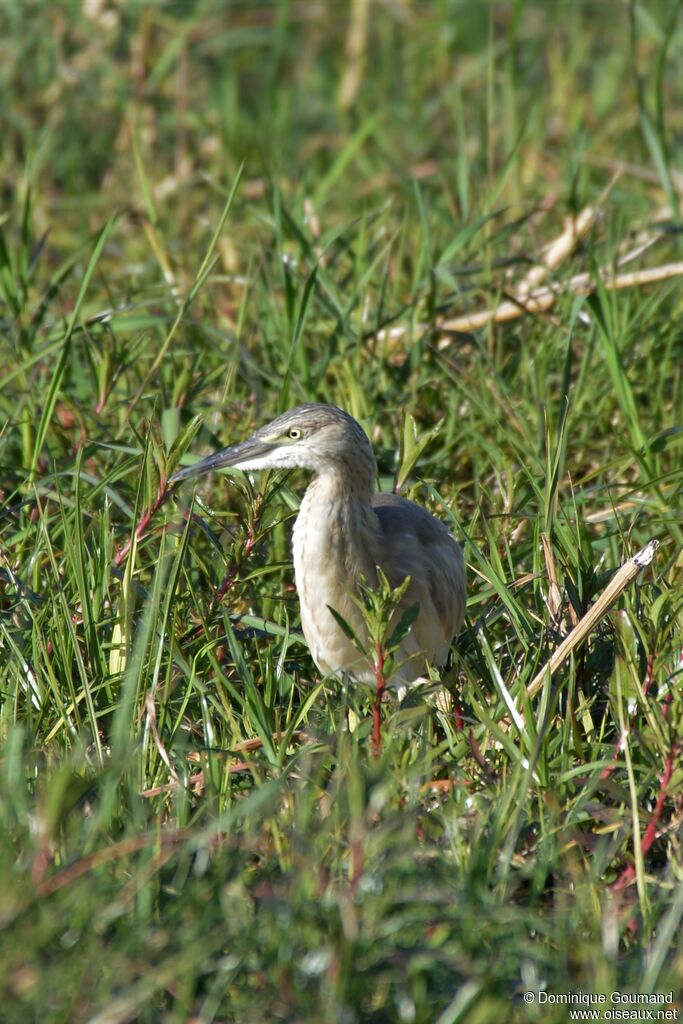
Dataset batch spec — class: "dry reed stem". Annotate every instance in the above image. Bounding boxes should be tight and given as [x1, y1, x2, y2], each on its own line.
[139, 730, 312, 798]
[338, 0, 370, 109]
[36, 829, 193, 896]
[526, 539, 659, 699]
[373, 183, 681, 347]
[436, 262, 683, 337]
[144, 692, 178, 783]
[515, 203, 601, 297]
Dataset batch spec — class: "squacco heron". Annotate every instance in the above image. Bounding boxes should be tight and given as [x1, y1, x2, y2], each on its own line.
[171, 404, 466, 691]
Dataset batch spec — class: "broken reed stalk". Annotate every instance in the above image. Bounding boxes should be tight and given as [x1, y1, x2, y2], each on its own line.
[140, 731, 312, 798]
[526, 539, 659, 699]
[436, 262, 683, 336]
[373, 183, 683, 348]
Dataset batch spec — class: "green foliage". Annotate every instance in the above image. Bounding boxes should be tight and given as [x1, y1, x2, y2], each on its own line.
[1, 2, 682, 1021]
[328, 568, 420, 681]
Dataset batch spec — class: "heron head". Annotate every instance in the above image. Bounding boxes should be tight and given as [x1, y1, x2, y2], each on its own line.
[170, 403, 376, 484]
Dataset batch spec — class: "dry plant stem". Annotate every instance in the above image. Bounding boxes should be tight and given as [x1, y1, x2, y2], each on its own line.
[373, 183, 681, 347]
[437, 262, 683, 337]
[614, 231, 664, 268]
[541, 530, 563, 624]
[35, 829, 192, 896]
[338, 0, 370, 110]
[515, 203, 602, 297]
[419, 778, 458, 794]
[374, 261, 683, 345]
[586, 155, 683, 193]
[140, 730, 311, 798]
[144, 692, 178, 783]
[526, 540, 659, 699]
[140, 763, 251, 799]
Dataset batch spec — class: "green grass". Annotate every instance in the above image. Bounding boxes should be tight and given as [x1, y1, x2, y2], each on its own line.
[1, 2, 682, 1021]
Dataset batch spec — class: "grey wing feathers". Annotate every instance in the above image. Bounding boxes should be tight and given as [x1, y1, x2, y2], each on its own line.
[371, 492, 466, 664]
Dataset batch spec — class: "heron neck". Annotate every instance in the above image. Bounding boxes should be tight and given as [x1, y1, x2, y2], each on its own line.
[295, 463, 380, 583]
[310, 452, 376, 507]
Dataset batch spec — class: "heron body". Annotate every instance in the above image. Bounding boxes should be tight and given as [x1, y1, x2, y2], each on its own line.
[171, 404, 466, 689]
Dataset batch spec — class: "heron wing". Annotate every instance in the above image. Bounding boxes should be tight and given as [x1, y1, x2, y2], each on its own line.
[371, 492, 466, 671]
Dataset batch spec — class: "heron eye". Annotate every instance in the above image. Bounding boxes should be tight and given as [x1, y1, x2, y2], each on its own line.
[288, 428, 301, 440]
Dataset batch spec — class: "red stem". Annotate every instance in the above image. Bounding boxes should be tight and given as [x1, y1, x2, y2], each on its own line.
[611, 746, 677, 893]
[212, 529, 256, 608]
[113, 481, 169, 568]
[372, 642, 385, 756]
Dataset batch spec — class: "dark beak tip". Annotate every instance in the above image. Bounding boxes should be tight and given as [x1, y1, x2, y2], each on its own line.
[168, 466, 193, 486]
[168, 463, 212, 487]
[167, 435, 268, 486]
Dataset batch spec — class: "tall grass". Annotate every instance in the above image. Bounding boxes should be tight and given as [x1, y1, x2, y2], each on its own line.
[0, 2, 682, 1021]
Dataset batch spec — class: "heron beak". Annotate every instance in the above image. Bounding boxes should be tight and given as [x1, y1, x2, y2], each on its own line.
[169, 436, 275, 485]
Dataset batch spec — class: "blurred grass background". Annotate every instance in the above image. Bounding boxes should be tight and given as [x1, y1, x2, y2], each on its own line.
[1, 1, 682, 1021]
